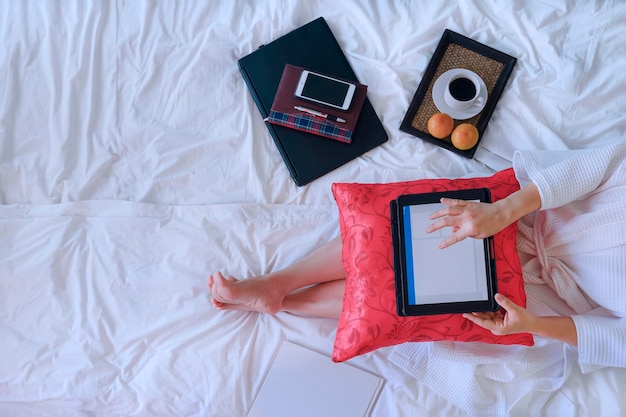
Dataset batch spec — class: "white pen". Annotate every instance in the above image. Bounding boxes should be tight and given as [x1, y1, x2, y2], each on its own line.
[294, 106, 346, 123]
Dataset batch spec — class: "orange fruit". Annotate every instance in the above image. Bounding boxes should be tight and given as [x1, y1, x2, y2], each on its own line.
[427, 113, 454, 139]
[451, 123, 479, 150]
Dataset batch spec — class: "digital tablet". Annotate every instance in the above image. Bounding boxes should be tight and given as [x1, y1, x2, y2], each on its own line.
[390, 188, 498, 316]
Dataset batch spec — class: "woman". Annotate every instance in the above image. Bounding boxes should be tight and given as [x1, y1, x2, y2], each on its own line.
[209, 141, 626, 369]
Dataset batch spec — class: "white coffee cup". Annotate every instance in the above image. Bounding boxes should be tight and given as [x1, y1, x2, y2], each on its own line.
[444, 70, 484, 110]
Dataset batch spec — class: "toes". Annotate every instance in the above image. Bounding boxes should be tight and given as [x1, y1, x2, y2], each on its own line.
[211, 297, 251, 312]
[211, 297, 225, 309]
[213, 271, 238, 284]
[207, 272, 237, 290]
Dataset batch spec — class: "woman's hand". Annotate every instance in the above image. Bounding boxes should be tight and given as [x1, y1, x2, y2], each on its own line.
[463, 293, 537, 335]
[427, 183, 541, 249]
[464, 293, 578, 345]
[427, 198, 512, 249]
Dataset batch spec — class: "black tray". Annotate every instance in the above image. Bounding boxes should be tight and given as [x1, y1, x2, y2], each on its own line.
[400, 29, 517, 158]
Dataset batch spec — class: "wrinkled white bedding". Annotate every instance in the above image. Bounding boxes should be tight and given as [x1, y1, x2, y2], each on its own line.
[1, 1, 625, 416]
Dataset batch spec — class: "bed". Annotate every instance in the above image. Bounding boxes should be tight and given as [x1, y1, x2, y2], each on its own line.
[1, 1, 625, 416]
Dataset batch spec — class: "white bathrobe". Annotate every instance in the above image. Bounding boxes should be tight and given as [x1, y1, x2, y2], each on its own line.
[514, 141, 626, 370]
[390, 141, 626, 415]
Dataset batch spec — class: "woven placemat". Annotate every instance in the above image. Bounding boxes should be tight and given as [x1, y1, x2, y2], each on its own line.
[411, 43, 504, 133]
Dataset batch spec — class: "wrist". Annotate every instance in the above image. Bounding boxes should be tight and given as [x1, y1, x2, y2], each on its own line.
[497, 183, 541, 224]
[493, 197, 518, 228]
[525, 314, 544, 335]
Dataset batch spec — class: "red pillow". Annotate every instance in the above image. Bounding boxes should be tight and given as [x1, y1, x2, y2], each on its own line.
[330, 168, 534, 363]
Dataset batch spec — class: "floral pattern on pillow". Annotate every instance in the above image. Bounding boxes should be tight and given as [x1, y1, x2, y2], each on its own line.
[331, 168, 534, 362]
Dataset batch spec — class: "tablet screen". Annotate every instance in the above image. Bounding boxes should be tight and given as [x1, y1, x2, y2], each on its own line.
[391, 188, 498, 316]
[402, 202, 488, 305]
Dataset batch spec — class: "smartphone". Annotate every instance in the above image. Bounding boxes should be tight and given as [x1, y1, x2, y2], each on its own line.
[294, 70, 356, 111]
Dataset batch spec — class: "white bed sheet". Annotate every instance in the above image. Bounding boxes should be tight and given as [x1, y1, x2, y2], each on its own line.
[1, 1, 625, 416]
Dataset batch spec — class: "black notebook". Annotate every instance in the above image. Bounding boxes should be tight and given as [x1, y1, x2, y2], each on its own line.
[238, 17, 388, 186]
[390, 188, 499, 316]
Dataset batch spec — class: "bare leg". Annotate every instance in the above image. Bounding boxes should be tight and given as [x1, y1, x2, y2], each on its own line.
[208, 236, 346, 317]
[282, 279, 345, 318]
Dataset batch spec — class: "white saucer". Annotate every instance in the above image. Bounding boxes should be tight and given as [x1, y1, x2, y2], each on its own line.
[432, 69, 488, 120]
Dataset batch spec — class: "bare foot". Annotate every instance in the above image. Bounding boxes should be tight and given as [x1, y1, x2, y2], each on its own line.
[207, 271, 288, 314]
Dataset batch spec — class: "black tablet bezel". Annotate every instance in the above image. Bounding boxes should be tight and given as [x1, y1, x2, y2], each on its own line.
[391, 188, 498, 316]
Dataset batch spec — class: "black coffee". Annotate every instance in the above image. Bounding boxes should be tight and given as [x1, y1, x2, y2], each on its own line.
[449, 77, 477, 101]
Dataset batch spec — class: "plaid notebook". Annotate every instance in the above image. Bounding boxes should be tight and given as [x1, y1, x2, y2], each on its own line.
[266, 64, 367, 144]
[267, 111, 352, 143]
